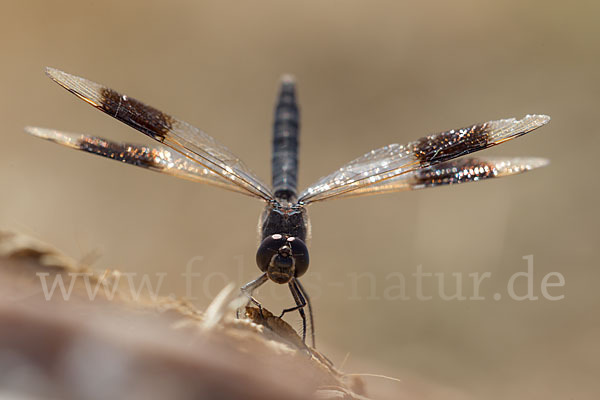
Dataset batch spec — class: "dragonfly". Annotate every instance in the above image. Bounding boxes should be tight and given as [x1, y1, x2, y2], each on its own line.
[26, 68, 550, 348]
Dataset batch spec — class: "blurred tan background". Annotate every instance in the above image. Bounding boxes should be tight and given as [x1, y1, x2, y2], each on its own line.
[1, 0, 598, 398]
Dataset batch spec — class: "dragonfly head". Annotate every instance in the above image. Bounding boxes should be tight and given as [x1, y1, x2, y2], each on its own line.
[256, 234, 309, 284]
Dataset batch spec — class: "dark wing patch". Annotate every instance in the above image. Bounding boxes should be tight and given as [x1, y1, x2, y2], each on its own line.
[25, 127, 253, 195]
[323, 157, 549, 199]
[414, 123, 488, 164]
[413, 157, 496, 186]
[99, 88, 174, 142]
[78, 135, 159, 169]
[44, 67, 273, 202]
[298, 115, 550, 204]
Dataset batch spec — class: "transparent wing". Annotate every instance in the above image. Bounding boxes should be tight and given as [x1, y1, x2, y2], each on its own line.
[326, 157, 549, 200]
[298, 115, 550, 204]
[45, 67, 273, 202]
[25, 127, 254, 196]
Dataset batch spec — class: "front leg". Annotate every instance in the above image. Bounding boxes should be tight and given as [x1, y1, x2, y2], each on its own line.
[295, 279, 315, 348]
[279, 279, 307, 342]
[239, 273, 268, 316]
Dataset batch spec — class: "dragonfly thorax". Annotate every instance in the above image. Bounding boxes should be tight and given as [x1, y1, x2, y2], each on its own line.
[260, 202, 308, 241]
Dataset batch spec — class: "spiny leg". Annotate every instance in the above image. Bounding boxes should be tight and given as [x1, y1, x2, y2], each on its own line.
[279, 280, 307, 317]
[279, 279, 307, 343]
[295, 279, 315, 348]
[291, 280, 308, 344]
[239, 273, 268, 317]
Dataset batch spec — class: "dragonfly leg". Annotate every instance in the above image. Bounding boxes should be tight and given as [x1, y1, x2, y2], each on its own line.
[279, 279, 308, 343]
[239, 273, 268, 316]
[295, 279, 315, 348]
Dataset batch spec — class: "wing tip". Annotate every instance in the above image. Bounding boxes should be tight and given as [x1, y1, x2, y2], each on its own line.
[44, 66, 63, 82]
[511, 156, 549, 169]
[525, 114, 551, 126]
[530, 156, 550, 168]
[44, 66, 76, 90]
[492, 114, 551, 128]
[489, 156, 550, 175]
[24, 126, 81, 149]
[24, 126, 47, 138]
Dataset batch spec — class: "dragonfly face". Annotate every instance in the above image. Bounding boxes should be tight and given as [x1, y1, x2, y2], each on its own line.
[26, 67, 550, 348]
[256, 233, 309, 284]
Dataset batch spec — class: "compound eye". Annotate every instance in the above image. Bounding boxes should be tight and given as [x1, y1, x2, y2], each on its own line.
[287, 237, 309, 277]
[256, 234, 288, 272]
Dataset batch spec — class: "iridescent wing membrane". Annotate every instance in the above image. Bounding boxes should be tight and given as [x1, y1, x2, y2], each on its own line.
[24, 127, 252, 196]
[297, 115, 550, 204]
[27, 68, 549, 205]
[323, 156, 549, 200]
[29, 68, 273, 201]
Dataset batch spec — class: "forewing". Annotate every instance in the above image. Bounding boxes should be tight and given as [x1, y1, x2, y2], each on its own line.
[298, 115, 550, 203]
[25, 127, 253, 196]
[45, 67, 273, 201]
[326, 157, 549, 199]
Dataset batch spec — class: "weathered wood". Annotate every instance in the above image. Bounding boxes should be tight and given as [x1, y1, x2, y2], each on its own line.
[0, 231, 367, 400]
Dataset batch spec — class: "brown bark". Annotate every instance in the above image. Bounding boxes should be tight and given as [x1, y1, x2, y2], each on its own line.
[0, 231, 367, 400]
